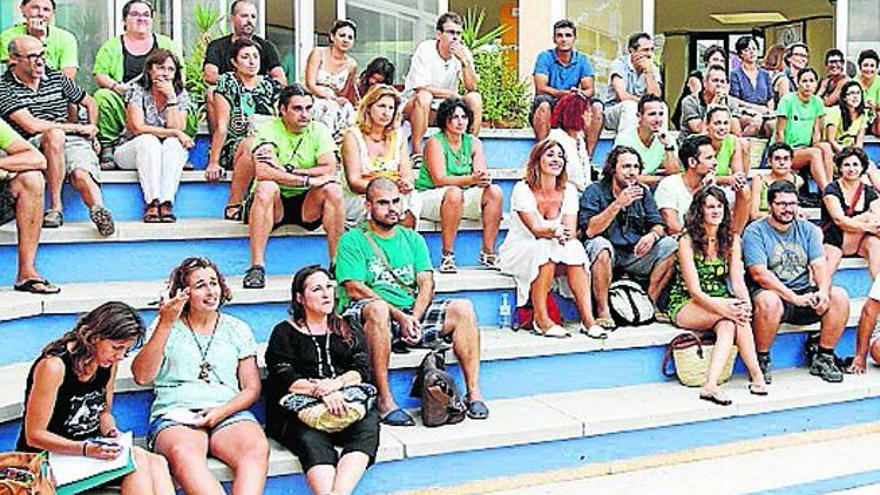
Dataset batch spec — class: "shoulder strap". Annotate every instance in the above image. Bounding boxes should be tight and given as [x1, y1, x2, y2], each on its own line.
[846, 183, 865, 217]
[360, 224, 416, 296]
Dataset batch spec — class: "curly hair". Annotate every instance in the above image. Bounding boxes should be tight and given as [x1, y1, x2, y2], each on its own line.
[550, 93, 591, 133]
[684, 186, 733, 261]
[436, 96, 473, 132]
[42, 302, 145, 378]
[524, 139, 568, 190]
[167, 257, 233, 314]
[833, 146, 870, 175]
[289, 265, 354, 346]
[601, 145, 643, 185]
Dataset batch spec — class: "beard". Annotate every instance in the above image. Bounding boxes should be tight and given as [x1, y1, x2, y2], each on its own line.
[372, 213, 400, 230]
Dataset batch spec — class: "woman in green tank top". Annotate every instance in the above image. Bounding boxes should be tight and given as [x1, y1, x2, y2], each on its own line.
[417, 97, 503, 273]
[666, 186, 767, 404]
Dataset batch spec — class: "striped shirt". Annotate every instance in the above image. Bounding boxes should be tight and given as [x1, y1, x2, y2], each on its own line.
[0, 69, 85, 138]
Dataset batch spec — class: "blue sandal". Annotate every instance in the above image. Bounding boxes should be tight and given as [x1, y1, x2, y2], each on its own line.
[466, 400, 489, 420]
[380, 408, 415, 427]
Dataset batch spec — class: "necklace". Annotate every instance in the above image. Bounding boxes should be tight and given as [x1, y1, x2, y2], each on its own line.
[304, 321, 335, 379]
[185, 314, 220, 383]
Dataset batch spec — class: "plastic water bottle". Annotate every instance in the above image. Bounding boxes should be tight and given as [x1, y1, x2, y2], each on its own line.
[498, 293, 512, 330]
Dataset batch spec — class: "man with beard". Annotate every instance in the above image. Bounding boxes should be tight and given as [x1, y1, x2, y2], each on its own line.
[335, 177, 487, 427]
[530, 19, 603, 148]
[203, 0, 287, 132]
[578, 145, 677, 329]
[744, 180, 850, 383]
[656, 135, 718, 236]
[243, 83, 343, 289]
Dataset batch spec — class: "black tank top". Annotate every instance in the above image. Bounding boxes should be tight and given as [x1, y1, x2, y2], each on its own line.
[16, 351, 111, 451]
[122, 34, 158, 83]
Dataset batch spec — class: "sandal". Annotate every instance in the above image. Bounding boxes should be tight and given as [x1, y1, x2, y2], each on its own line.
[242, 265, 266, 289]
[531, 322, 571, 338]
[579, 324, 609, 340]
[13, 278, 61, 295]
[89, 205, 115, 237]
[749, 383, 769, 396]
[144, 200, 162, 223]
[224, 203, 243, 222]
[466, 400, 489, 420]
[159, 201, 176, 223]
[596, 317, 617, 331]
[380, 408, 416, 427]
[42, 209, 63, 228]
[699, 390, 732, 406]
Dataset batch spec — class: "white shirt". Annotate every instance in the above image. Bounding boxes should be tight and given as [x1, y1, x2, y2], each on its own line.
[404, 40, 462, 98]
[654, 173, 693, 226]
[548, 128, 591, 192]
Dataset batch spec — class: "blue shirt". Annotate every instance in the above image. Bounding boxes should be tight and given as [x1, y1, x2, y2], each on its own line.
[729, 66, 773, 106]
[533, 49, 595, 91]
[742, 218, 823, 291]
[578, 180, 664, 250]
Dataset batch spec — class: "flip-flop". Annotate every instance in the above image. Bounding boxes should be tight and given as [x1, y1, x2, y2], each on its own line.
[14, 278, 61, 295]
[579, 324, 609, 340]
[699, 391, 732, 406]
[466, 400, 489, 420]
[596, 317, 617, 331]
[531, 322, 571, 338]
[380, 408, 416, 427]
[749, 384, 769, 396]
[224, 203, 243, 222]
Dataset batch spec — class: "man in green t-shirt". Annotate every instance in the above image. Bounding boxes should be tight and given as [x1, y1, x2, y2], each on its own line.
[336, 177, 487, 426]
[612, 94, 679, 187]
[0, 0, 78, 78]
[243, 83, 343, 289]
[0, 117, 59, 294]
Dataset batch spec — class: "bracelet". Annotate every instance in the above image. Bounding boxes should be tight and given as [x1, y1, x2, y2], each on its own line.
[166, 100, 178, 107]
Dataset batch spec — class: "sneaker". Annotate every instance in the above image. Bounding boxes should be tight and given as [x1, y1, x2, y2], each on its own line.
[478, 251, 500, 269]
[757, 354, 772, 385]
[438, 252, 457, 273]
[89, 205, 115, 237]
[810, 353, 844, 383]
[42, 209, 63, 228]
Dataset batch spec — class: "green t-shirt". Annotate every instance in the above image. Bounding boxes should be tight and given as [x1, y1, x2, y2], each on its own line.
[824, 106, 868, 147]
[0, 117, 20, 149]
[147, 313, 258, 423]
[250, 118, 336, 198]
[776, 93, 825, 148]
[0, 24, 78, 70]
[860, 76, 880, 105]
[93, 34, 178, 82]
[334, 225, 433, 311]
[612, 126, 667, 175]
[715, 135, 735, 176]
[415, 133, 474, 191]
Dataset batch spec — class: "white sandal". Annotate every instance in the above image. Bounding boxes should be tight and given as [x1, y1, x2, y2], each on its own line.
[531, 322, 571, 338]
[579, 324, 609, 340]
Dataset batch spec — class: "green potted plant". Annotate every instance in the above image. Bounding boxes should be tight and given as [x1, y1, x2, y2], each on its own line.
[184, 3, 224, 135]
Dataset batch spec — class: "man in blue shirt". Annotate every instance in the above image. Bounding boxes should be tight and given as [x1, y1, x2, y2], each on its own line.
[531, 19, 604, 150]
[578, 145, 677, 328]
[743, 180, 849, 384]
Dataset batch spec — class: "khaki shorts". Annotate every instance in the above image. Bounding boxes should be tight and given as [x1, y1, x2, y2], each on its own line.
[29, 134, 100, 182]
[419, 186, 484, 222]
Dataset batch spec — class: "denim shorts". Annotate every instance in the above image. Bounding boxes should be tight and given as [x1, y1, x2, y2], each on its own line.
[147, 409, 259, 450]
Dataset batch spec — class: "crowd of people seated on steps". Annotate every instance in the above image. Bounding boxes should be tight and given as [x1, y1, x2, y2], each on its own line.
[3, 1, 880, 491]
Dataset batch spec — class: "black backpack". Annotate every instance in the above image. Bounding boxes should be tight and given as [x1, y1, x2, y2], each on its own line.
[609, 279, 656, 326]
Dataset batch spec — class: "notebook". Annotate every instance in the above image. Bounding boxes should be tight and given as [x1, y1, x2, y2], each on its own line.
[49, 431, 136, 495]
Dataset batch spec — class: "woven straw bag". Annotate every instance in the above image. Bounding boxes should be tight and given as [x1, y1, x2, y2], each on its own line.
[662, 331, 737, 387]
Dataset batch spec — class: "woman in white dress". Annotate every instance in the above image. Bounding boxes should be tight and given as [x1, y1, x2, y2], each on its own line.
[341, 84, 420, 228]
[499, 139, 605, 339]
[304, 19, 358, 142]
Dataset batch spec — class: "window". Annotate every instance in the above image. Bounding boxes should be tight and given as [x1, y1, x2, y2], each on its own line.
[848, 0, 880, 60]
[344, 0, 441, 85]
[265, 0, 296, 83]
[567, 0, 644, 91]
[53, 1, 113, 90]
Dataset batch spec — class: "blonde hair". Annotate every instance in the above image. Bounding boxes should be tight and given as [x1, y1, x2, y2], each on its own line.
[524, 139, 568, 190]
[356, 84, 402, 139]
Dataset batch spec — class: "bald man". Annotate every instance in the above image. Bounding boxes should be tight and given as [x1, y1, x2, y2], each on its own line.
[0, 35, 114, 236]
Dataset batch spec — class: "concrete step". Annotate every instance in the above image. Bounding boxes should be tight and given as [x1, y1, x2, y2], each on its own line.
[77, 369, 880, 489]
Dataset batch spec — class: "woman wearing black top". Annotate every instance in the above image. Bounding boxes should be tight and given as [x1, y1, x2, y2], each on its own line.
[18, 301, 174, 495]
[265, 265, 378, 495]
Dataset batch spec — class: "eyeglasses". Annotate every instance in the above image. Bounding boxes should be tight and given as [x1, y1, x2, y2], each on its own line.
[771, 201, 798, 208]
[22, 51, 45, 62]
[127, 12, 152, 19]
[845, 90, 864, 97]
[827, 59, 844, 64]
[443, 29, 463, 36]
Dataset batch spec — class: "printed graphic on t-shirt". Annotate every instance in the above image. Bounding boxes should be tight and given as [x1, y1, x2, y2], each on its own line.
[63, 390, 104, 437]
[367, 257, 414, 289]
[768, 241, 808, 282]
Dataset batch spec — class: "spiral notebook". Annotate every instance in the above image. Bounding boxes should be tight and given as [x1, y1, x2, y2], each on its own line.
[48, 431, 136, 495]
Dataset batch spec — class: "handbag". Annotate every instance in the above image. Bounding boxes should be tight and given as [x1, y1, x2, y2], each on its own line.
[0, 452, 55, 495]
[661, 331, 737, 387]
[409, 349, 466, 427]
[609, 279, 655, 326]
[279, 384, 377, 433]
[513, 293, 562, 331]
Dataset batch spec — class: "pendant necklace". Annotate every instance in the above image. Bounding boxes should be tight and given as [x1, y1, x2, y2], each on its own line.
[304, 322, 336, 379]
[186, 314, 220, 383]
